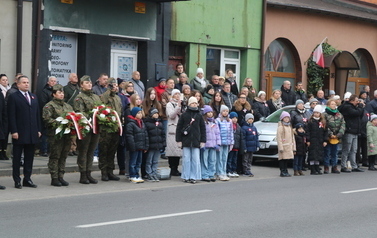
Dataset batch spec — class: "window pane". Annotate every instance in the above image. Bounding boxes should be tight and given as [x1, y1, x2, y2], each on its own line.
[346, 81, 356, 94]
[349, 50, 369, 78]
[272, 77, 295, 91]
[264, 40, 295, 73]
[206, 49, 221, 80]
[224, 50, 239, 59]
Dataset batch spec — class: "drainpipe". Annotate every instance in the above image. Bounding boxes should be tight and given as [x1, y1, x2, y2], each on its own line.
[16, 0, 23, 74]
[259, 0, 267, 90]
[32, 0, 42, 93]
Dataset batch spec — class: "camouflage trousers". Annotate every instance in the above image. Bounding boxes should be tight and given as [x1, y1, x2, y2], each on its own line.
[48, 135, 72, 178]
[98, 131, 119, 172]
[77, 131, 100, 172]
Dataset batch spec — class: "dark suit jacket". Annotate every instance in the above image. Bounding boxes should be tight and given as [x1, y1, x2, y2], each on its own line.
[0, 90, 7, 140]
[8, 90, 41, 144]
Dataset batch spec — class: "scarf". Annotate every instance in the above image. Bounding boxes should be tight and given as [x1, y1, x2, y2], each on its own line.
[325, 107, 338, 115]
[0, 84, 9, 97]
[195, 76, 207, 88]
[272, 97, 283, 110]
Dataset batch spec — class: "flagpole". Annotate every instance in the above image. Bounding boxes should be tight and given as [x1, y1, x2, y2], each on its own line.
[319, 37, 327, 45]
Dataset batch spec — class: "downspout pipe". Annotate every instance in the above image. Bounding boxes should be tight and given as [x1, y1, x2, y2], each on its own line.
[32, 0, 42, 93]
[259, 0, 267, 90]
[16, 0, 23, 74]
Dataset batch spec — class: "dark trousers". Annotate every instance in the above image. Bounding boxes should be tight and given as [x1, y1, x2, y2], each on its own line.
[227, 151, 238, 173]
[13, 144, 35, 182]
[356, 136, 368, 165]
[117, 141, 126, 171]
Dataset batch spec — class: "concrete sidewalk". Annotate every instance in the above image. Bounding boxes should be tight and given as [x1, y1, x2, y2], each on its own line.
[0, 155, 170, 177]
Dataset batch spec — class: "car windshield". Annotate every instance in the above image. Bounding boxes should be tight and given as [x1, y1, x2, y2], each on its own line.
[263, 107, 295, 123]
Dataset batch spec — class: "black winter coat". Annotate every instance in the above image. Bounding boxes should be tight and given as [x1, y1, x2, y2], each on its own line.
[232, 123, 245, 152]
[252, 100, 270, 121]
[290, 109, 311, 129]
[307, 118, 328, 162]
[338, 101, 364, 135]
[294, 131, 307, 156]
[126, 116, 149, 151]
[144, 117, 166, 150]
[281, 85, 296, 106]
[176, 107, 206, 148]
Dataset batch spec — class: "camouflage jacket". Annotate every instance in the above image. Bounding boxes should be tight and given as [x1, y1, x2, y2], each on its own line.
[73, 90, 101, 118]
[100, 89, 122, 116]
[323, 110, 346, 138]
[43, 98, 74, 136]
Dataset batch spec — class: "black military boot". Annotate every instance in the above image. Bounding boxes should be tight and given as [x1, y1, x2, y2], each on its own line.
[108, 170, 120, 181]
[86, 171, 98, 184]
[310, 165, 319, 175]
[3, 150, 9, 160]
[79, 172, 89, 184]
[315, 165, 323, 175]
[58, 177, 69, 186]
[101, 170, 109, 181]
[170, 167, 181, 176]
[51, 178, 62, 187]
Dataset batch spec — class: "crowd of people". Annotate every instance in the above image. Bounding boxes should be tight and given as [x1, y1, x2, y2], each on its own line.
[0, 64, 375, 189]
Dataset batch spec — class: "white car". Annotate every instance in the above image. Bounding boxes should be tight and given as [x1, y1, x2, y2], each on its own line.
[253, 104, 326, 160]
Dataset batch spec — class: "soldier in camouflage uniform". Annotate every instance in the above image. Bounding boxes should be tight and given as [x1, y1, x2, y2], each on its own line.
[42, 84, 73, 186]
[73, 75, 101, 184]
[98, 77, 122, 181]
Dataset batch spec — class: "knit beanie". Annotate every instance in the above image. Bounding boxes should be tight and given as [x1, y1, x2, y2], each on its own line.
[171, 89, 181, 97]
[258, 91, 266, 97]
[295, 123, 304, 129]
[245, 113, 254, 121]
[196, 68, 204, 74]
[202, 105, 213, 115]
[309, 98, 318, 104]
[182, 84, 191, 92]
[295, 99, 304, 106]
[205, 84, 214, 93]
[344, 92, 352, 100]
[280, 111, 290, 121]
[370, 114, 377, 122]
[131, 107, 142, 117]
[229, 112, 238, 119]
[188, 96, 198, 106]
[220, 104, 229, 113]
[149, 108, 159, 117]
[313, 105, 322, 113]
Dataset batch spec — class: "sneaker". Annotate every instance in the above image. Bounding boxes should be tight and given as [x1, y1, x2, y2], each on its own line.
[147, 175, 155, 182]
[190, 179, 196, 184]
[243, 171, 251, 176]
[129, 177, 138, 183]
[136, 177, 144, 183]
[153, 175, 160, 182]
[233, 172, 239, 177]
[93, 156, 98, 163]
[201, 178, 211, 182]
[210, 177, 216, 182]
[227, 172, 234, 177]
[220, 175, 229, 181]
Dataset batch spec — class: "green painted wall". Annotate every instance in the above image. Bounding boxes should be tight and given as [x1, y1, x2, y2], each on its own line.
[43, 0, 157, 40]
[171, 0, 263, 89]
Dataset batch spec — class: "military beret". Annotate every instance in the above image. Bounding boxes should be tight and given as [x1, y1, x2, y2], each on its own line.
[108, 77, 117, 85]
[52, 84, 63, 91]
[80, 75, 91, 83]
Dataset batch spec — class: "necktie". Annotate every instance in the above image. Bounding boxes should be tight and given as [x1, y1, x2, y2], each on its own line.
[24, 92, 30, 105]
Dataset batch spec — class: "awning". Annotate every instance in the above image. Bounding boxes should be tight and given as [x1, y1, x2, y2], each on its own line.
[324, 51, 359, 70]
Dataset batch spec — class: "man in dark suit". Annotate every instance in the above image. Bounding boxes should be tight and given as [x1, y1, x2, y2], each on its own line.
[8, 75, 41, 189]
[0, 88, 7, 189]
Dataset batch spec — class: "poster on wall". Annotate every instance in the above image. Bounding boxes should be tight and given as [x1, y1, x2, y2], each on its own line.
[49, 32, 77, 86]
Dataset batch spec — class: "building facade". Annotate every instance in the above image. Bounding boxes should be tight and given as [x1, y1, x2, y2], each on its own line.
[265, 0, 377, 98]
[170, 0, 264, 89]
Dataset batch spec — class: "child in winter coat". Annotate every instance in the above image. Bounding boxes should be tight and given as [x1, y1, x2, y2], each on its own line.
[144, 108, 166, 182]
[227, 112, 244, 177]
[307, 105, 328, 175]
[201, 105, 221, 182]
[366, 114, 377, 171]
[126, 107, 149, 183]
[293, 123, 307, 176]
[241, 113, 260, 177]
[176, 97, 206, 184]
[277, 111, 296, 177]
[216, 105, 234, 181]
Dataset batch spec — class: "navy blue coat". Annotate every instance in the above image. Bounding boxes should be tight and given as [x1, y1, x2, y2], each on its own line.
[241, 122, 260, 152]
[8, 91, 41, 144]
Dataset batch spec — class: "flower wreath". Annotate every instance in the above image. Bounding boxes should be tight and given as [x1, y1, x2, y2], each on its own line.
[54, 112, 91, 140]
[92, 105, 122, 135]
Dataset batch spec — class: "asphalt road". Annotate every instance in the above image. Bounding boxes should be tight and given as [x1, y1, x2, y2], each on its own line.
[1, 166, 377, 238]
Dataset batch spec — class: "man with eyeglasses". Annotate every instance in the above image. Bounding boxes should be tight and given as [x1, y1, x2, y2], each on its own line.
[308, 98, 319, 115]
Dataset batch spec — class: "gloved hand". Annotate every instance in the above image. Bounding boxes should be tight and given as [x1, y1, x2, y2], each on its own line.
[200, 142, 205, 148]
[177, 142, 182, 148]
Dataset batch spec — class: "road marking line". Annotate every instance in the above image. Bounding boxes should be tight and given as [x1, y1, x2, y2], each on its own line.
[341, 188, 377, 194]
[76, 209, 212, 228]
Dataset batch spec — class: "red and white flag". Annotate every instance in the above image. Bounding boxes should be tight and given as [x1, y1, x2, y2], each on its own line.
[313, 44, 325, 68]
